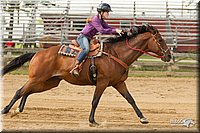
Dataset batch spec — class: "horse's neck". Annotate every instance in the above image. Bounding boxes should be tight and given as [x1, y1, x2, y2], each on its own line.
[111, 32, 151, 66]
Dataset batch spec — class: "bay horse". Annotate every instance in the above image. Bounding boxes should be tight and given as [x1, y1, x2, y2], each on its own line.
[1, 24, 171, 126]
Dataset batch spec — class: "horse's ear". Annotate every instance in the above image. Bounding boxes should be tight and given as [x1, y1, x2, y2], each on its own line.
[146, 24, 154, 33]
[147, 23, 153, 28]
[146, 24, 150, 29]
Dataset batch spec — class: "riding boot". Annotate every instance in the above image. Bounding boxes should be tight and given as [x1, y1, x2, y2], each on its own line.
[70, 60, 80, 78]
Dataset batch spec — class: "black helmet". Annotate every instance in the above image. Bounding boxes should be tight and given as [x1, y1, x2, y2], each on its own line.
[97, 3, 112, 12]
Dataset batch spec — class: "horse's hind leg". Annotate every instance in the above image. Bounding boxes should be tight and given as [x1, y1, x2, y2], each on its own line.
[1, 81, 33, 115]
[2, 76, 61, 116]
[113, 82, 149, 124]
[18, 93, 30, 112]
[1, 87, 23, 114]
[12, 76, 62, 115]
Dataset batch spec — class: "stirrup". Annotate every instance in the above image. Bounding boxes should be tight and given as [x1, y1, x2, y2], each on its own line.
[70, 69, 79, 77]
[70, 65, 79, 77]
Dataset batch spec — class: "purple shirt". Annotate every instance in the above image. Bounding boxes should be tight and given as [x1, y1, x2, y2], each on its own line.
[80, 14, 116, 39]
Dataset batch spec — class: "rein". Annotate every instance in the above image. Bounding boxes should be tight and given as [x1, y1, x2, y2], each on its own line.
[126, 37, 164, 59]
[98, 32, 167, 70]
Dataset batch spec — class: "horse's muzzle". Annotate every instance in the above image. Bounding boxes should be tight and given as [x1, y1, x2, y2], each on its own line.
[161, 53, 172, 62]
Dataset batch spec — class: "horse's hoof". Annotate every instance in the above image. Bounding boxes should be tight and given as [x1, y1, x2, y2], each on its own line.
[89, 121, 100, 127]
[1, 109, 8, 114]
[11, 108, 20, 118]
[140, 117, 149, 124]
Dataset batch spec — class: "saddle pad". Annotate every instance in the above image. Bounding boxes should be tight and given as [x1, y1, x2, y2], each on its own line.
[58, 45, 79, 57]
[58, 44, 103, 58]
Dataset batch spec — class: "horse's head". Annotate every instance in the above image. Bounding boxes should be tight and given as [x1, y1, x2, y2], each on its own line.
[146, 24, 172, 62]
[106, 25, 172, 62]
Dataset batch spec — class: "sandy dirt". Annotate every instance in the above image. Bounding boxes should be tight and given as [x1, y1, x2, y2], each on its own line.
[1, 74, 198, 132]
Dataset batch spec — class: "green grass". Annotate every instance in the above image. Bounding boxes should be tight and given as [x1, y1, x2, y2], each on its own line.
[139, 54, 156, 59]
[10, 67, 29, 75]
[7, 66, 197, 78]
[128, 70, 197, 78]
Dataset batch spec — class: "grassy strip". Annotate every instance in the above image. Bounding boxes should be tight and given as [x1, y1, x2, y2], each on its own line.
[139, 54, 197, 60]
[10, 67, 29, 75]
[128, 71, 197, 78]
[8, 67, 197, 78]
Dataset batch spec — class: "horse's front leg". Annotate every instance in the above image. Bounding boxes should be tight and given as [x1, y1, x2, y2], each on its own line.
[89, 79, 109, 127]
[113, 82, 149, 124]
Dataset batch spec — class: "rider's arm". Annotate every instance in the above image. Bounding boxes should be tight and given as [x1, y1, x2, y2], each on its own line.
[91, 15, 116, 34]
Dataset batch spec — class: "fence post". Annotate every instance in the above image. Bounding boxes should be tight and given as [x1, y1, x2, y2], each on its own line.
[175, 26, 178, 48]
[165, 2, 174, 45]
[22, 23, 25, 48]
[63, 0, 71, 45]
[133, 1, 136, 25]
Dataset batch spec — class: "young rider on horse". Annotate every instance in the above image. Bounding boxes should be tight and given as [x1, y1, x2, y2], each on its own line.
[70, 3, 123, 77]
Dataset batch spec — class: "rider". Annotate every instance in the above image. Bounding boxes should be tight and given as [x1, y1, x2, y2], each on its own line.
[70, 3, 123, 77]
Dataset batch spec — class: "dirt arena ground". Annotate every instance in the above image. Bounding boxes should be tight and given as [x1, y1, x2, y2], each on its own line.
[1, 74, 198, 132]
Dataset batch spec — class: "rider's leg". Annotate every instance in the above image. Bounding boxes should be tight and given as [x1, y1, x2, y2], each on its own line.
[70, 35, 90, 77]
[70, 59, 80, 77]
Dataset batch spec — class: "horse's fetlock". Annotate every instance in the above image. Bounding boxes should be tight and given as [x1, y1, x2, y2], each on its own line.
[89, 118, 95, 123]
[15, 89, 22, 98]
[138, 113, 144, 118]
[19, 108, 23, 112]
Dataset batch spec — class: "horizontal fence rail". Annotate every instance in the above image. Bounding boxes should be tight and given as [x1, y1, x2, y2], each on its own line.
[1, 0, 199, 52]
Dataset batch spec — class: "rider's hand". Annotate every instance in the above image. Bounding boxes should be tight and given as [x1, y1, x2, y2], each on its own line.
[116, 29, 123, 36]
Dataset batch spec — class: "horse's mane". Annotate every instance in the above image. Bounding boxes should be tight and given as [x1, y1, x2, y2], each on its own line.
[105, 25, 152, 44]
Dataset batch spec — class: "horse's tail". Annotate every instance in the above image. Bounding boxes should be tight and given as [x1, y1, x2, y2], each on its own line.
[2, 53, 36, 76]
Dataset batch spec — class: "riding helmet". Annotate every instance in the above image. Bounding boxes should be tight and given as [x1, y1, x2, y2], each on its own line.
[97, 3, 112, 12]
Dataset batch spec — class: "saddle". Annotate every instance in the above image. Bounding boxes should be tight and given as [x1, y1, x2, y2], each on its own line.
[58, 38, 102, 57]
[71, 38, 100, 56]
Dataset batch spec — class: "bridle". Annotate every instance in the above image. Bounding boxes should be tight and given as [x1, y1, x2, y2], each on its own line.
[126, 31, 169, 59]
[100, 29, 171, 70]
[152, 32, 170, 56]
